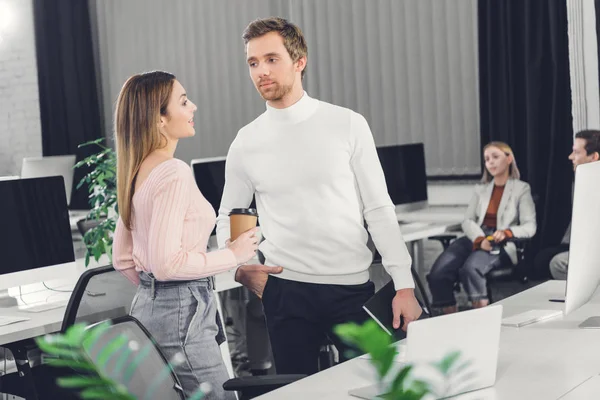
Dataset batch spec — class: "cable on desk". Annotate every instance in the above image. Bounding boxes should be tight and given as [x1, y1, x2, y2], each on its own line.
[18, 286, 28, 305]
[42, 282, 73, 293]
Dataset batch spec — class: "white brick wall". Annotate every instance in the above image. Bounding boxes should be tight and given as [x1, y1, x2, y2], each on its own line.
[0, 0, 42, 176]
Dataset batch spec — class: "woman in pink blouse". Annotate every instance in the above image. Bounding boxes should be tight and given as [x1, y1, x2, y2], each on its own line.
[112, 71, 257, 399]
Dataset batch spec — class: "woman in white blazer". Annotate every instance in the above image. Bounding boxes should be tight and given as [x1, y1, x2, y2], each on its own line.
[427, 142, 536, 314]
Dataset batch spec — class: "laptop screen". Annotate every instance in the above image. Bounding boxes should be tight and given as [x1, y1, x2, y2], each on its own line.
[0, 176, 75, 275]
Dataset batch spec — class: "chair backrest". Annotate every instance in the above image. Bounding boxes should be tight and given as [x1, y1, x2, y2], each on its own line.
[76, 218, 105, 237]
[61, 265, 137, 332]
[85, 315, 185, 400]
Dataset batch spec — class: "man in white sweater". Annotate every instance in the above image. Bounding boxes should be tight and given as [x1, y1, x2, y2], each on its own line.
[216, 17, 422, 375]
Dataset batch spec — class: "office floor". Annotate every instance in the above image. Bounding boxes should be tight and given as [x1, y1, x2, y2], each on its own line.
[224, 238, 547, 376]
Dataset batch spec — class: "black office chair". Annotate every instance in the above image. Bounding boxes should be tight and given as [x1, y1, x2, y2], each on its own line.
[84, 315, 185, 399]
[223, 374, 308, 400]
[61, 264, 138, 331]
[428, 234, 531, 303]
[0, 265, 137, 399]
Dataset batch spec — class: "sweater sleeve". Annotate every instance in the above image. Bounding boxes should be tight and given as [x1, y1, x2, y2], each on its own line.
[147, 167, 237, 281]
[112, 217, 140, 285]
[462, 189, 486, 241]
[216, 136, 256, 249]
[472, 236, 485, 251]
[350, 112, 414, 290]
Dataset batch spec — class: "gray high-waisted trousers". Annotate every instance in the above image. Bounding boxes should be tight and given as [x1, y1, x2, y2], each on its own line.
[131, 272, 235, 400]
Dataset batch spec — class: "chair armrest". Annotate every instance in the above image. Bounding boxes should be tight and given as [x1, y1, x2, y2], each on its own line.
[4, 338, 39, 360]
[223, 374, 307, 397]
[504, 237, 534, 283]
[507, 237, 531, 248]
[76, 217, 106, 236]
[429, 234, 459, 250]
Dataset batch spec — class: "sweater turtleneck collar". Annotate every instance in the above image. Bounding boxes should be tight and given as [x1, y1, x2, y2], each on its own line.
[265, 91, 319, 124]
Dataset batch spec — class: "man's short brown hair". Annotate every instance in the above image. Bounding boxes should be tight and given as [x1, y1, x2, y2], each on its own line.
[243, 17, 308, 80]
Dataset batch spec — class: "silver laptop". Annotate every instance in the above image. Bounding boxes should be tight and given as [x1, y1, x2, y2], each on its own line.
[349, 305, 503, 399]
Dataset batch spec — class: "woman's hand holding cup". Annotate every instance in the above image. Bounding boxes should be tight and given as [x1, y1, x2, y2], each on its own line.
[228, 227, 259, 264]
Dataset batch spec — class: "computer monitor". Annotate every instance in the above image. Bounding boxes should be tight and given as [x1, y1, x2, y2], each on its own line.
[190, 156, 227, 215]
[0, 176, 75, 291]
[564, 161, 600, 326]
[21, 155, 77, 206]
[190, 157, 258, 238]
[376, 143, 428, 212]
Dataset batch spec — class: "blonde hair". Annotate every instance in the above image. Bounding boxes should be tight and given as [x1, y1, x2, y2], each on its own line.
[481, 141, 521, 183]
[115, 71, 175, 230]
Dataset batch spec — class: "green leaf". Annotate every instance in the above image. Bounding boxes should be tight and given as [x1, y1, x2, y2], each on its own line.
[435, 350, 461, 374]
[93, 245, 103, 262]
[82, 322, 113, 354]
[333, 322, 360, 340]
[123, 343, 153, 383]
[80, 387, 135, 400]
[45, 358, 97, 372]
[113, 347, 132, 376]
[407, 379, 429, 397]
[372, 347, 397, 379]
[388, 365, 413, 394]
[79, 389, 116, 399]
[35, 340, 85, 360]
[77, 137, 105, 148]
[96, 334, 128, 371]
[57, 376, 113, 389]
[66, 323, 89, 344]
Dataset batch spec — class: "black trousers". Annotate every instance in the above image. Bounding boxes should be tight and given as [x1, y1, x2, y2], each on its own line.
[261, 276, 376, 375]
[532, 244, 570, 279]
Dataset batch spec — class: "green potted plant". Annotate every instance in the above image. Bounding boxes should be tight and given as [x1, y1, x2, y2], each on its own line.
[335, 320, 472, 399]
[74, 138, 118, 266]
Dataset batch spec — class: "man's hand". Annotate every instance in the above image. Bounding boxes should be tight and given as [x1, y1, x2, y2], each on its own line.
[392, 288, 423, 331]
[235, 264, 283, 298]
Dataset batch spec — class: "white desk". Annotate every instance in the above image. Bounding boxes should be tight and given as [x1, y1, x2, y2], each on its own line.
[0, 257, 240, 347]
[397, 205, 466, 275]
[397, 205, 467, 224]
[0, 256, 242, 384]
[398, 221, 461, 277]
[560, 374, 600, 399]
[256, 280, 600, 399]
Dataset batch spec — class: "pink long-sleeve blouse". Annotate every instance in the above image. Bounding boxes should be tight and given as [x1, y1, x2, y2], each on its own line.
[112, 158, 237, 284]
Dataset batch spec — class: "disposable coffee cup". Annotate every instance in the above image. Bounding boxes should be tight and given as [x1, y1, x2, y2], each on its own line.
[229, 208, 258, 242]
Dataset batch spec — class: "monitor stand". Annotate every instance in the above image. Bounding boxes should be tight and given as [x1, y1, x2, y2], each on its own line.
[579, 317, 600, 329]
[0, 289, 17, 308]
